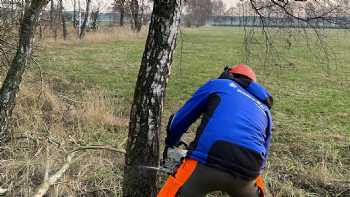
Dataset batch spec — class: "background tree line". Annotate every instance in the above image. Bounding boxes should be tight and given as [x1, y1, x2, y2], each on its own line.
[184, 0, 226, 27]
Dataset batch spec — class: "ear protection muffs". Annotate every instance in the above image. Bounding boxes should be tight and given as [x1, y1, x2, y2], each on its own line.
[219, 66, 252, 88]
[218, 66, 235, 80]
[219, 65, 273, 109]
[266, 95, 273, 109]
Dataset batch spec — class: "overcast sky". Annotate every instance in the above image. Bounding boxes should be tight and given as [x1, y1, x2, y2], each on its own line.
[222, 0, 239, 8]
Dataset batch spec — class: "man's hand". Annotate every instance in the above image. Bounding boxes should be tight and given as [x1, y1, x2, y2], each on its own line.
[161, 146, 170, 165]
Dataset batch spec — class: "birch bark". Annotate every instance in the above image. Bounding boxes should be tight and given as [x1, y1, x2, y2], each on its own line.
[123, 0, 183, 196]
[0, 0, 49, 145]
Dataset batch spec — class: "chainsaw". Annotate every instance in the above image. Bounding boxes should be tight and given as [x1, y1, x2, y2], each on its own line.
[139, 142, 188, 174]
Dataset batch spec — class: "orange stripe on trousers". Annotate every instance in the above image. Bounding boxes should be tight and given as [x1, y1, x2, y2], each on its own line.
[157, 159, 198, 197]
[256, 175, 265, 197]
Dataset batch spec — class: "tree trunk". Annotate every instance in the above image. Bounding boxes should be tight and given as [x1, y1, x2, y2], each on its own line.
[116, 0, 126, 26]
[90, 10, 99, 31]
[0, 0, 49, 145]
[73, 0, 77, 28]
[140, 0, 145, 25]
[123, 0, 183, 196]
[49, 0, 54, 31]
[51, 1, 58, 40]
[119, 5, 125, 26]
[77, 0, 81, 37]
[79, 0, 91, 39]
[130, 0, 142, 32]
[59, 0, 67, 40]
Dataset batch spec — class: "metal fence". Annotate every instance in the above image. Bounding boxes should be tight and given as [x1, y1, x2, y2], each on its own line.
[208, 16, 350, 29]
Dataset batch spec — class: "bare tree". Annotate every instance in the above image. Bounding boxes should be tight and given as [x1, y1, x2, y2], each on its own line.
[123, 0, 183, 196]
[90, 3, 100, 31]
[212, 0, 226, 16]
[49, 0, 58, 40]
[231, 0, 350, 68]
[79, 0, 91, 39]
[114, 0, 127, 26]
[186, 0, 213, 27]
[72, 0, 77, 28]
[130, 0, 142, 31]
[49, 0, 54, 29]
[247, 0, 347, 27]
[59, 0, 67, 40]
[0, 0, 49, 145]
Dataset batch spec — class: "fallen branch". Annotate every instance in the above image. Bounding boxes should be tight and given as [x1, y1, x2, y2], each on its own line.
[70, 145, 126, 154]
[32, 145, 125, 197]
[57, 94, 88, 104]
[33, 152, 75, 197]
[117, 137, 128, 149]
[0, 187, 8, 195]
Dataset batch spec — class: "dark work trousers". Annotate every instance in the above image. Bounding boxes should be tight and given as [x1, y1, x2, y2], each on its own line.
[157, 159, 263, 197]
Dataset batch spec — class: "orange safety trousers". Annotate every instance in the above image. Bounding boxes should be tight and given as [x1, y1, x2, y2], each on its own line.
[256, 175, 266, 197]
[157, 158, 266, 197]
[157, 159, 198, 197]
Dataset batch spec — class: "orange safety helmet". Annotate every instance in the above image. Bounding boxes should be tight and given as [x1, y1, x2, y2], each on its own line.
[228, 64, 257, 81]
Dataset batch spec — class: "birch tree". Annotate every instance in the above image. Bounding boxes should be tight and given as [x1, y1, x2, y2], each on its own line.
[79, 0, 91, 39]
[0, 0, 49, 145]
[123, 0, 183, 196]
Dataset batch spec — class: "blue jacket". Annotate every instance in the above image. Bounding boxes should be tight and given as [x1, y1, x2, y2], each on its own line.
[166, 78, 273, 180]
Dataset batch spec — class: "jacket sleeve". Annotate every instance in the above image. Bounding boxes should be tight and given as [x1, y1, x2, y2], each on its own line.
[247, 82, 273, 109]
[165, 80, 214, 147]
[261, 110, 273, 170]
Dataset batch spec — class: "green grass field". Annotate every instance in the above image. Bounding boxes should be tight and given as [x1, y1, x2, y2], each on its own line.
[37, 27, 350, 196]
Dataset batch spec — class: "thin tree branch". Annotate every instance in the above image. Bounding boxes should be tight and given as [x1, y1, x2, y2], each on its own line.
[70, 145, 126, 154]
[32, 145, 125, 197]
[0, 187, 8, 195]
[0, 47, 11, 64]
[268, 0, 341, 23]
[33, 152, 75, 197]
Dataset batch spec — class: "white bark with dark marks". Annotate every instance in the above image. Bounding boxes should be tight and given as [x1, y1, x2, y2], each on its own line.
[123, 0, 183, 196]
[0, 0, 49, 145]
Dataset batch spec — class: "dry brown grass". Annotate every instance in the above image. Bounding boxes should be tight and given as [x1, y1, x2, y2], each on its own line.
[2, 26, 349, 196]
[266, 127, 350, 197]
[0, 74, 129, 196]
[40, 26, 147, 48]
[0, 25, 142, 196]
